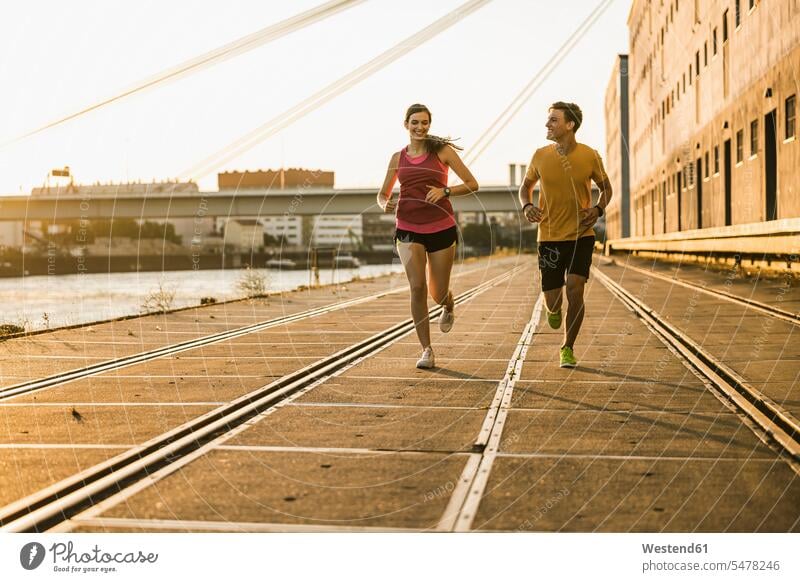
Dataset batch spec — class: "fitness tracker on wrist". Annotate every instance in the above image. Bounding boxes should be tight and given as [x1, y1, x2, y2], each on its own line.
[443, 187, 451, 198]
[594, 204, 604, 217]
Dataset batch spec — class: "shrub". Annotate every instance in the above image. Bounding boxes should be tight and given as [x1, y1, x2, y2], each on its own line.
[141, 282, 177, 314]
[236, 267, 269, 299]
[0, 323, 25, 337]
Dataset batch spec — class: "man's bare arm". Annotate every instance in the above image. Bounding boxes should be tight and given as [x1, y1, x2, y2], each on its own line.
[595, 178, 613, 211]
[518, 176, 542, 223]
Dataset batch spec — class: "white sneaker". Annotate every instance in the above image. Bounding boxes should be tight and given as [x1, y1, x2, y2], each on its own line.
[439, 306, 454, 333]
[416, 346, 435, 369]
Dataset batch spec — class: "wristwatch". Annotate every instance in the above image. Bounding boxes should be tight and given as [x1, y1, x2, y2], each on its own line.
[443, 187, 451, 198]
[594, 204, 604, 217]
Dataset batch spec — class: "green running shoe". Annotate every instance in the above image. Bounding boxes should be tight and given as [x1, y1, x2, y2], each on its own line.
[546, 308, 562, 329]
[559, 346, 577, 368]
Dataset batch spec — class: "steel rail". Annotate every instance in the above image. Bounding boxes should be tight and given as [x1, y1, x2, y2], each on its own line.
[612, 261, 800, 325]
[593, 267, 800, 462]
[0, 285, 407, 401]
[0, 266, 524, 532]
[437, 296, 543, 531]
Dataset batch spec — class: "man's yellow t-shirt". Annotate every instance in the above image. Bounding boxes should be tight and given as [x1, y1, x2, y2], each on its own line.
[525, 143, 609, 242]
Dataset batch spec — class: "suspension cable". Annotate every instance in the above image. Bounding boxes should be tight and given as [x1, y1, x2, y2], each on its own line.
[181, 0, 493, 181]
[465, 0, 616, 165]
[2, 0, 366, 148]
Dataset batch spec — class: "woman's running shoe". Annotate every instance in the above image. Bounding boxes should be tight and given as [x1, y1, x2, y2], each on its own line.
[416, 346, 435, 369]
[439, 306, 454, 333]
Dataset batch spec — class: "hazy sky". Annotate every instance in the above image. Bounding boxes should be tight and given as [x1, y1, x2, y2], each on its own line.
[0, 0, 629, 194]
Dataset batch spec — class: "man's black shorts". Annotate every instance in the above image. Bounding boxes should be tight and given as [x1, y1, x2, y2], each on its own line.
[394, 226, 458, 253]
[537, 235, 595, 291]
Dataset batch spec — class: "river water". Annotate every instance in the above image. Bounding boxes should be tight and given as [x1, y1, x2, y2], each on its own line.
[0, 264, 405, 332]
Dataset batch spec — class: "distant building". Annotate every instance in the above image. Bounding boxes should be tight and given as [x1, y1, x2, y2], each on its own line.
[604, 54, 631, 239]
[362, 214, 395, 250]
[262, 215, 303, 246]
[0, 221, 24, 248]
[171, 217, 217, 250]
[311, 215, 362, 250]
[223, 219, 264, 252]
[31, 180, 198, 197]
[218, 168, 334, 190]
[217, 169, 337, 248]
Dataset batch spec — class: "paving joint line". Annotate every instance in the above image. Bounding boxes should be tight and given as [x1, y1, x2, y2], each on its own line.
[437, 296, 543, 531]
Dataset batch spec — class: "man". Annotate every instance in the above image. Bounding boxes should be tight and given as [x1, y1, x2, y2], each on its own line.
[519, 102, 612, 368]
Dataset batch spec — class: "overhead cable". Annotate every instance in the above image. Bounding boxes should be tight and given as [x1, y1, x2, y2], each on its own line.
[465, 0, 616, 165]
[181, 0, 493, 181]
[2, 0, 365, 148]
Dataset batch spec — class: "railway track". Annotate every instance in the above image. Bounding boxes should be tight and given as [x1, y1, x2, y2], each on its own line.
[593, 266, 800, 464]
[0, 263, 494, 402]
[0, 266, 524, 532]
[613, 261, 799, 325]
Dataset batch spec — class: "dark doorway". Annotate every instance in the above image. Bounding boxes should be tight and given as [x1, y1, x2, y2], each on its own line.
[765, 109, 778, 220]
[724, 139, 732, 225]
[677, 171, 682, 231]
[696, 157, 703, 229]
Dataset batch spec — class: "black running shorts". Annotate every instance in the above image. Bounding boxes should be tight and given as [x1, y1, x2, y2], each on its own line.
[537, 235, 595, 291]
[394, 226, 458, 253]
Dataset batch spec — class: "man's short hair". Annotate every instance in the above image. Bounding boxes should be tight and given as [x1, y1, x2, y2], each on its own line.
[550, 102, 583, 132]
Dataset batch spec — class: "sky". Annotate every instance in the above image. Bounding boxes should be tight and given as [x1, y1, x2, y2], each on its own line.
[0, 0, 630, 194]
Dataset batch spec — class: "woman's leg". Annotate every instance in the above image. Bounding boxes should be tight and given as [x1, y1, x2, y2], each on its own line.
[427, 243, 456, 309]
[397, 241, 431, 348]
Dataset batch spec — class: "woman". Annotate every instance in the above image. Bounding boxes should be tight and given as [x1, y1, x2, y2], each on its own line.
[376, 103, 479, 369]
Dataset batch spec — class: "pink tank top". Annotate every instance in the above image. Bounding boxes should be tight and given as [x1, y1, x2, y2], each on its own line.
[395, 147, 456, 233]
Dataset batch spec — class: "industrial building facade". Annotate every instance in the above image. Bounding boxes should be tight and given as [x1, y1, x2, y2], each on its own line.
[606, 0, 800, 239]
[605, 54, 631, 240]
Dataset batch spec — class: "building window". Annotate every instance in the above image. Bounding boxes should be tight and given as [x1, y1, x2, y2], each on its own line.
[750, 119, 759, 156]
[735, 0, 741, 27]
[736, 129, 744, 162]
[786, 94, 796, 139]
[683, 73, 686, 93]
[704, 42, 708, 66]
[714, 145, 720, 174]
[713, 28, 718, 55]
[695, 52, 700, 76]
[723, 10, 729, 41]
[704, 152, 709, 178]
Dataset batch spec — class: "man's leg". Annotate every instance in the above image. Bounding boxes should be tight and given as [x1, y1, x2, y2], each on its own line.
[564, 274, 587, 348]
[543, 287, 563, 314]
[539, 241, 565, 327]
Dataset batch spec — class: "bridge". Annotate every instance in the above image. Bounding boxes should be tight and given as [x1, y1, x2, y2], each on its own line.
[0, 186, 523, 221]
